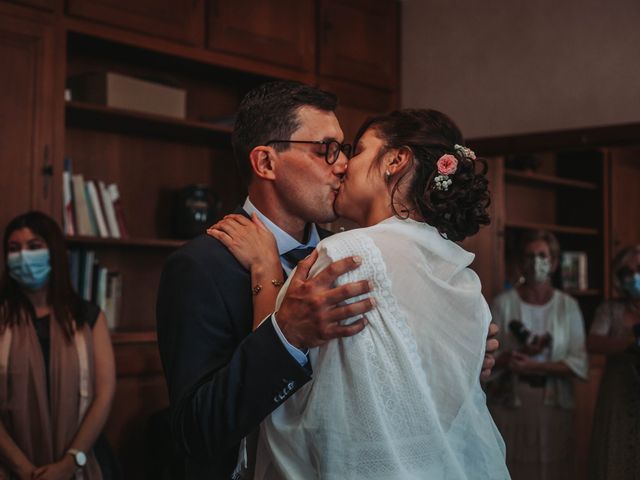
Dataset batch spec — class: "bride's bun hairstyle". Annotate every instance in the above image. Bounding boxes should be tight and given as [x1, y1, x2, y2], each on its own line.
[354, 109, 490, 242]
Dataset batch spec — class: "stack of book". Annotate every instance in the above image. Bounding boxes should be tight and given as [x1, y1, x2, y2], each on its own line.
[62, 158, 128, 238]
[68, 248, 122, 331]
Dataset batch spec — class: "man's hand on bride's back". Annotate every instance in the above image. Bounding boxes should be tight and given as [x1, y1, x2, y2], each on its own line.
[481, 322, 500, 381]
[276, 251, 374, 349]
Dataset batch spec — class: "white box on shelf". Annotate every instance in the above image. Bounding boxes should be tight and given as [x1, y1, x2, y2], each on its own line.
[69, 72, 186, 119]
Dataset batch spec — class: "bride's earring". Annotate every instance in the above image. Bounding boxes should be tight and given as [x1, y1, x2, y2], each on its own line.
[385, 170, 392, 182]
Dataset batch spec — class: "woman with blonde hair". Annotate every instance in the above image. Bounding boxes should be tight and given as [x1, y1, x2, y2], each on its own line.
[486, 230, 588, 480]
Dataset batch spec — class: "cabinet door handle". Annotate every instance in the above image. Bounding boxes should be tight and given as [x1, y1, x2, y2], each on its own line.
[42, 145, 53, 200]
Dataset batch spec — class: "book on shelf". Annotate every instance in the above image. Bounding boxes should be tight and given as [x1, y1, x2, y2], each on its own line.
[63, 164, 128, 239]
[85, 180, 109, 238]
[104, 272, 122, 331]
[561, 251, 588, 291]
[108, 183, 129, 238]
[62, 158, 75, 236]
[71, 174, 94, 236]
[82, 250, 96, 301]
[98, 180, 121, 238]
[68, 249, 80, 292]
[68, 248, 122, 330]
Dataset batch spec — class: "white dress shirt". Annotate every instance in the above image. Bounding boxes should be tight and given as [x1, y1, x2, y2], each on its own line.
[243, 197, 320, 367]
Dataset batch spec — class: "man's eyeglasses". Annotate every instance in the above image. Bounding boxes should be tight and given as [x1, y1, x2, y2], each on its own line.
[266, 139, 352, 165]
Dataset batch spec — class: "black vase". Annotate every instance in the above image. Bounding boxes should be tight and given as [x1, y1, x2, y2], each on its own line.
[171, 185, 221, 239]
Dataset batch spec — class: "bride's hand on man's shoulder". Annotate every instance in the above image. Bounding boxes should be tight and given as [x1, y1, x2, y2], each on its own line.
[207, 213, 279, 270]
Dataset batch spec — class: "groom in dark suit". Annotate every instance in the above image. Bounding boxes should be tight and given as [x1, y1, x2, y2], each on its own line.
[156, 81, 374, 479]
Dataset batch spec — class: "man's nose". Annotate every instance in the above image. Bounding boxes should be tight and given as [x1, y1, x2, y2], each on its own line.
[332, 152, 348, 175]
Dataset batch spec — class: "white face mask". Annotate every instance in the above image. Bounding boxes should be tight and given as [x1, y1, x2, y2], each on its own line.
[533, 256, 551, 284]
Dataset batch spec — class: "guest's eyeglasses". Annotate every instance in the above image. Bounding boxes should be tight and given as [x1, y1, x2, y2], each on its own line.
[266, 139, 352, 165]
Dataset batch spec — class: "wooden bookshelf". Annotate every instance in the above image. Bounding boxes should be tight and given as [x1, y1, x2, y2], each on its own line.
[111, 331, 157, 344]
[65, 101, 233, 145]
[505, 221, 600, 236]
[504, 169, 598, 190]
[564, 288, 601, 297]
[66, 235, 184, 249]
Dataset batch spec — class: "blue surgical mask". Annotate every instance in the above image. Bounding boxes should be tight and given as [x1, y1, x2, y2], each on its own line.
[623, 273, 640, 299]
[533, 256, 551, 284]
[7, 249, 51, 291]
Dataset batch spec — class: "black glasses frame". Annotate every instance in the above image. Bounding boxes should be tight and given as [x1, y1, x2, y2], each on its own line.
[266, 139, 352, 165]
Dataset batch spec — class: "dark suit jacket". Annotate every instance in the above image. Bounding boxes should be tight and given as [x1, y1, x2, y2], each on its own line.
[156, 221, 330, 479]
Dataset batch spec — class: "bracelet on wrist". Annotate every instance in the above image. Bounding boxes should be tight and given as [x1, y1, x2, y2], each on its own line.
[252, 279, 284, 295]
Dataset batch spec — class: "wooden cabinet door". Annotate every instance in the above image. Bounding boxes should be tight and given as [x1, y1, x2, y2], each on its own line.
[206, 0, 315, 72]
[319, 0, 399, 90]
[2, 0, 56, 11]
[319, 79, 395, 143]
[609, 147, 640, 255]
[66, 0, 204, 45]
[0, 12, 55, 256]
[460, 156, 505, 302]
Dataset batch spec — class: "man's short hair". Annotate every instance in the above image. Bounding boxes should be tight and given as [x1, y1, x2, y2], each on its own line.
[232, 81, 338, 182]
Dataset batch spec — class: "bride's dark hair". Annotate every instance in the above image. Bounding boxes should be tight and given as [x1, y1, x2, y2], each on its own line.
[354, 109, 490, 242]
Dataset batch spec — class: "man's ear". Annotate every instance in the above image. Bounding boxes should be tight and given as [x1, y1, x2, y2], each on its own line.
[387, 146, 413, 176]
[249, 146, 276, 180]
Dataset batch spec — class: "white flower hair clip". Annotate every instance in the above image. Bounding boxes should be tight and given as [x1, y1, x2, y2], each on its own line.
[454, 144, 476, 160]
[433, 154, 458, 191]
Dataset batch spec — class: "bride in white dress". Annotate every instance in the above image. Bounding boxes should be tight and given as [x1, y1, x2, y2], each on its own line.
[210, 109, 509, 479]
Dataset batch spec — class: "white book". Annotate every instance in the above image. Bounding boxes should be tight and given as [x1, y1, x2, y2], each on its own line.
[71, 174, 94, 236]
[104, 272, 122, 331]
[62, 159, 75, 235]
[86, 180, 109, 238]
[96, 267, 108, 312]
[98, 181, 121, 238]
[82, 250, 95, 301]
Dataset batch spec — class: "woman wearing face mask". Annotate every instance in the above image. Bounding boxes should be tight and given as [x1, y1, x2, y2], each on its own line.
[587, 245, 640, 479]
[0, 212, 115, 480]
[486, 230, 588, 480]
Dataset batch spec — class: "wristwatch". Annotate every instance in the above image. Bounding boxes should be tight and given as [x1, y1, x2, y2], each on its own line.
[67, 449, 87, 468]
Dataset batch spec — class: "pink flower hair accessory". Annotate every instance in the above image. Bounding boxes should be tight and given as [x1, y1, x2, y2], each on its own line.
[437, 154, 458, 175]
[433, 154, 458, 191]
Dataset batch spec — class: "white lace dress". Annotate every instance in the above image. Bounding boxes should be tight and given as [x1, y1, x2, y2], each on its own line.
[254, 217, 509, 479]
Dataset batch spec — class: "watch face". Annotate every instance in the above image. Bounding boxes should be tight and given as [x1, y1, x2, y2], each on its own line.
[75, 451, 87, 467]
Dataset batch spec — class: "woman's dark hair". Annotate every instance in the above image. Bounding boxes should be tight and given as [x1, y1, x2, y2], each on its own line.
[0, 211, 85, 336]
[232, 80, 338, 183]
[354, 109, 490, 241]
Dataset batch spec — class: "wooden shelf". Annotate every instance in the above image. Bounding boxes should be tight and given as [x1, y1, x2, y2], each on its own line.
[505, 221, 599, 236]
[64, 21, 314, 85]
[563, 289, 601, 297]
[505, 169, 598, 190]
[65, 101, 233, 146]
[66, 235, 184, 248]
[111, 331, 157, 344]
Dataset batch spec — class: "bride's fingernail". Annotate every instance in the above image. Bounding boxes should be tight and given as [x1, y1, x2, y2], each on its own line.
[353, 256, 362, 264]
